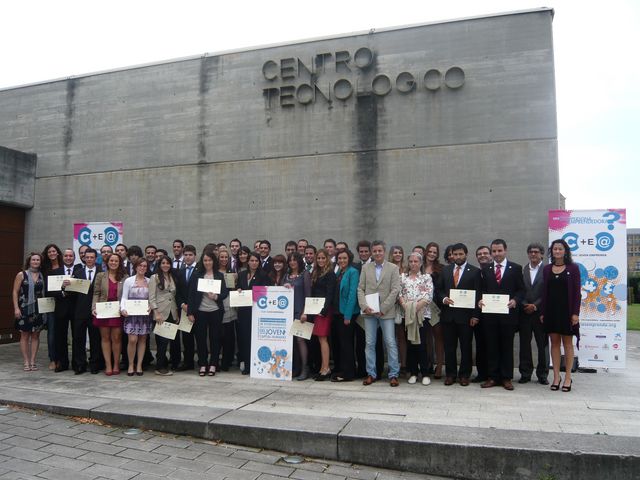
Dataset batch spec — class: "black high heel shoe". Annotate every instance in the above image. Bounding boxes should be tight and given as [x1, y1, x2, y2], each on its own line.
[550, 377, 562, 391]
[562, 380, 572, 392]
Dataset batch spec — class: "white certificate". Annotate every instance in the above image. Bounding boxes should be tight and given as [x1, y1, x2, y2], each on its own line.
[365, 293, 380, 313]
[37, 297, 55, 314]
[224, 273, 236, 289]
[153, 321, 178, 340]
[197, 278, 221, 294]
[96, 301, 121, 319]
[304, 297, 325, 315]
[177, 311, 193, 333]
[47, 275, 70, 291]
[229, 290, 253, 307]
[481, 294, 510, 314]
[124, 299, 149, 316]
[449, 289, 476, 309]
[65, 278, 90, 294]
[290, 319, 314, 340]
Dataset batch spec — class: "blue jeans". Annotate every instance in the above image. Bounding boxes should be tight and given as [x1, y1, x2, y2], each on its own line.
[364, 316, 399, 379]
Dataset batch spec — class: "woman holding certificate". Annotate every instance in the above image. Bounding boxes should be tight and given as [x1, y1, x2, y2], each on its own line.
[149, 256, 179, 376]
[12, 252, 46, 371]
[41, 243, 63, 370]
[236, 252, 271, 375]
[92, 253, 127, 376]
[187, 251, 229, 376]
[541, 239, 581, 392]
[301, 248, 336, 381]
[425, 242, 445, 378]
[284, 252, 312, 380]
[218, 250, 237, 371]
[399, 252, 433, 385]
[120, 258, 151, 376]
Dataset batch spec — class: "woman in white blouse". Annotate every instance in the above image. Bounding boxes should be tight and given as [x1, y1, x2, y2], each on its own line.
[120, 259, 150, 376]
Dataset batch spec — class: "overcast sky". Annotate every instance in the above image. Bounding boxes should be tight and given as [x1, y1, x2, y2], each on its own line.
[1, 0, 638, 227]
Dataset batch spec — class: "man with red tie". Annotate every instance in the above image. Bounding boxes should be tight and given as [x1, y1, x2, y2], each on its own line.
[479, 239, 525, 390]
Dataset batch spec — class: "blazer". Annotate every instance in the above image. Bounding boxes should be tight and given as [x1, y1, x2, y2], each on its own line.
[541, 263, 581, 319]
[237, 269, 272, 291]
[260, 256, 273, 273]
[522, 263, 544, 310]
[175, 263, 198, 310]
[357, 261, 401, 320]
[148, 273, 179, 322]
[92, 271, 127, 312]
[310, 270, 336, 317]
[187, 270, 228, 317]
[435, 263, 481, 324]
[480, 260, 525, 323]
[336, 266, 360, 320]
[71, 265, 99, 320]
[48, 265, 76, 320]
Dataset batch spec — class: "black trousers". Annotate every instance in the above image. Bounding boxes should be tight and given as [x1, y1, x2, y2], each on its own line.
[171, 328, 195, 368]
[72, 316, 102, 370]
[442, 321, 474, 378]
[221, 321, 236, 370]
[483, 318, 517, 381]
[335, 314, 355, 379]
[331, 315, 342, 370]
[194, 309, 223, 367]
[473, 323, 488, 379]
[54, 314, 72, 369]
[355, 323, 383, 377]
[237, 307, 251, 371]
[407, 323, 429, 376]
[519, 312, 549, 379]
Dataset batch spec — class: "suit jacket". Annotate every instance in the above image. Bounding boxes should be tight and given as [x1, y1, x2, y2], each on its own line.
[357, 261, 401, 320]
[480, 260, 525, 323]
[71, 265, 98, 320]
[92, 271, 127, 312]
[436, 263, 481, 324]
[187, 270, 229, 317]
[337, 266, 360, 320]
[148, 273, 179, 322]
[260, 256, 273, 273]
[522, 263, 544, 311]
[176, 263, 197, 310]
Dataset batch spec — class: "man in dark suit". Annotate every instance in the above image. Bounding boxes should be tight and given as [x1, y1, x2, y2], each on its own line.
[174, 244, 197, 370]
[479, 239, 525, 390]
[519, 242, 549, 385]
[67, 248, 103, 374]
[144, 245, 158, 277]
[471, 245, 492, 383]
[259, 240, 273, 272]
[435, 243, 481, 386]
[50, 248, 77, 372]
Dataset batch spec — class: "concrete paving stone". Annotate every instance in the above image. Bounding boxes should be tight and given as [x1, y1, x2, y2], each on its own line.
[76, 422, 121, 434]
[121, 459, 178, 476]
[78, 451, 132, 467]
[108, 430, 156, 441]
[324, 465, 377, 480]
[0, 386, 110, 417]
[0, 433, 11, 441]
[3, 425, 51, 440]
[78, 430, 122, 444]
[4, 417, 54, 429]
[82, 463, 138, 480]
[197, 452, 248, 468]
[160, 456, 218, 473]
[81, 440, 127, 455]
[112, 437, 163, 452]
[116, 447, 170, 464]
[39, 432, 87, 447]
[146, 436, 194, 449]
[167, 469, 224, 480]
[39, 453, 95, 471]
[0, 457, 49, 475]
[39, 442, 88, 458]
[241, 460, 294, 477]
[206, 464, 260, 480]
[153, 445, 202, 460]
[290, 468, 346, 480]
[187, 441, 235, 456]
[0, 443, 11, 452]
[231, 449, 283, 465]
[132, 475, 166, 480]
[276, 460, 327, 473]
[1, 445, 51, 462]
[0, 472, 43, 480]
[257, 474, 289, 480]
[37, 466, 96, 480]
[1, 435, 49, 450]
[39, 423, 87, 437]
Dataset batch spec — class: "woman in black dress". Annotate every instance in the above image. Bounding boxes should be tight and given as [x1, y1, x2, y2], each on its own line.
[541, 239, 581, 392]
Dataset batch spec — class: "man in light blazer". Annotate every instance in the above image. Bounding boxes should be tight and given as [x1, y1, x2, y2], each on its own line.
[519, 242, 549, 385]
[479, 239, 525, 391]
[357, 240, 402, 387]
[435, 243, 481, 386]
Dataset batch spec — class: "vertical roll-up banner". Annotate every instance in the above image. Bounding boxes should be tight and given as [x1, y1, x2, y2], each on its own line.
[548, 209, 627, 369]
[250, 286, 294, 380]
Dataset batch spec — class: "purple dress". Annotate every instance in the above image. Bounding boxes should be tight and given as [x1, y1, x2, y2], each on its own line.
[124, 284, 152, 335]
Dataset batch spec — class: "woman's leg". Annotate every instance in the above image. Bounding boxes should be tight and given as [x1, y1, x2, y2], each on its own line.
[193, 312, 209, 368]
[433, 323, 445, 377]
[562, 335, 574, 386]
[99, 327, 113, 372]
[318, 336, 330, 373]
[47, 314, 57, 367]
[20, 331, 31, 366]
[111, 327, 122, 372]
[549, 333, 562, 385]
[127, 334, 138, 373]
[136, 335, 147, 373]
[296, 337, 309, 375]
[210, 311, 224, 370]
[29, 331, 40, 366]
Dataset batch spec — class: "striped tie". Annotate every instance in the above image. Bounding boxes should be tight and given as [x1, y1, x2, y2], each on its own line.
[495, 264, 502, 285]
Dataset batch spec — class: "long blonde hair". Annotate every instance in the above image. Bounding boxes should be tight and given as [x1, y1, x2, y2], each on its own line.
[312, 248, 333, 283]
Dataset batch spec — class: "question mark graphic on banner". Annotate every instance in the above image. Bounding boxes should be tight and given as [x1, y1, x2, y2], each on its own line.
[602, 211, 621, 231]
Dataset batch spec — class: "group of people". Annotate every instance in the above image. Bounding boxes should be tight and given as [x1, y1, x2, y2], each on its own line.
[12, 236, 581, 392]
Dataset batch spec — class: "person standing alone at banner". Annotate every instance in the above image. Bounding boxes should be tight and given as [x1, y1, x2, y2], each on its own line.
[541, 239, 581, 392]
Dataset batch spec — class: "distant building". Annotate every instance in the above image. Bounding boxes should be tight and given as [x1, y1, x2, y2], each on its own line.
[628, 228, 640, 274]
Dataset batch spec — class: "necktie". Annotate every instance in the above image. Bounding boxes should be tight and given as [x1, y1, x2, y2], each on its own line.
[66, 268, 71, 275]
[186, 266, 193, 282]
[495, 264, 502, 284]
[87, 270, 92, 281]
[175, 259, 181, 270]
[453, 266, 461, 287]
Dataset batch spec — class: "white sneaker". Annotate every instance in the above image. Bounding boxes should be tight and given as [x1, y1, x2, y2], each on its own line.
[408, 375, 417, 384]
[422, 376, 431, 386]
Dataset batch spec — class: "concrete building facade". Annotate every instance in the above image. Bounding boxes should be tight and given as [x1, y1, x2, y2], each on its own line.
[0, 8, 560, 262]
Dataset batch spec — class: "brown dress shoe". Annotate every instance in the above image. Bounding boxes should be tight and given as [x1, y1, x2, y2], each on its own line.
[389, 377, 399, 387]
[503, 380, 514, 391]
[481, 379, 497, 388]
[444, 376, 455, 386]
[459, 377, 470, 386]
[363, 375, 376, 386]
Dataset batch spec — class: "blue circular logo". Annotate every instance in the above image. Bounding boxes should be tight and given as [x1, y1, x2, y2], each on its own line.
[562, 232, 579, 251]
[257, 346, 272, 362]
[277, 296, 289, 309]
[595, 232, 614, 252]
[78, 227, 92, 246]
[103, 227, 119, 246]
[257, 296, 267, 309]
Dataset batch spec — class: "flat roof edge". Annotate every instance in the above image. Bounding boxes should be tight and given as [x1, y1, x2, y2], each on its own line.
[0, 7, 553, 93]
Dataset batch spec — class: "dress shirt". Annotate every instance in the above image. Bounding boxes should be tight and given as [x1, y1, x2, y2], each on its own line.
[173, 257, 183, 270]
[454, 261, 467, 285]
[528, 262, 541, 284]
[185, 264, 195, 283]
[375, 262, 384, 282]
[85, 267, 95, 281]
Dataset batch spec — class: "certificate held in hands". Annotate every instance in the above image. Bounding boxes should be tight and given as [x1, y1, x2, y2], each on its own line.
[154, 321, 178, 340]
[66, 278, 90, 294]
[365, 293, 380, 313]
[481, 294, 510, 314]
[177, 311, 193, 333]
[124, 299, 149, 316]
[198, 278, 221, 294]
[290, 319, 314, 340]
[224, 273, 236, 289]
[229, 290, 252, 307]
[37, 297, 56, 314]
[48, 275, 70, 291]
[96, 301, 121, 319]
[449, 289, 476, 309]
[304, 297, 324, 315]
